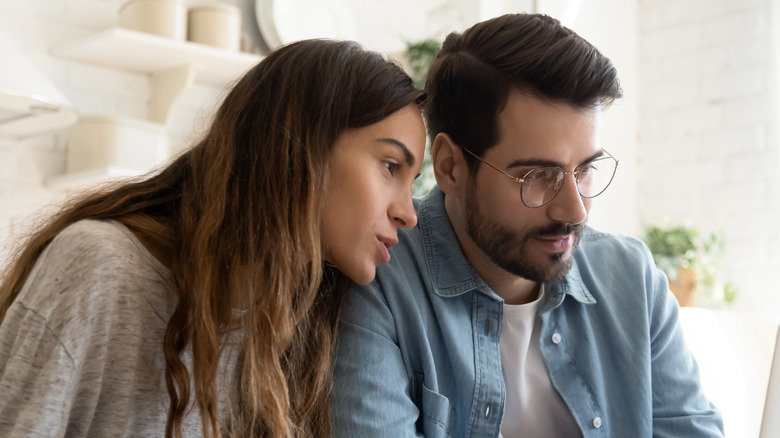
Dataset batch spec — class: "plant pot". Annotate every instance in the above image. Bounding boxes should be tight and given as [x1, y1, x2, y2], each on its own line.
[669, 266, 697, 307]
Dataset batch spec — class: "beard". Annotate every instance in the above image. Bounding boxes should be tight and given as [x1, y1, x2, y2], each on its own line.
[464, 184, 585, 283]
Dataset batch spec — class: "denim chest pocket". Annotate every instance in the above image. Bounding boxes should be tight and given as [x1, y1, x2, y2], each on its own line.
[413, 373, 455, 437]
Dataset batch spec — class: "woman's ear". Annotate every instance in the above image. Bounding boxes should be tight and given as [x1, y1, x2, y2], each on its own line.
[432, 133, 467, 196]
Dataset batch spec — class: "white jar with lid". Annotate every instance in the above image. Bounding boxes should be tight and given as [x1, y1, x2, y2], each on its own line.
[118, 0, 187, 40]
[187, 4, 242, 52]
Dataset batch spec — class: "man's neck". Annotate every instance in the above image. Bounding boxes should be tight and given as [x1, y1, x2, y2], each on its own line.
[468, 257, 541, 305]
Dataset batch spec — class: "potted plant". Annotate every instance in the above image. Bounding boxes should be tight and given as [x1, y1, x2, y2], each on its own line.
[403, 38, 441, 196]
[641, 222, 736, 307]
[403, 38, 442, 89]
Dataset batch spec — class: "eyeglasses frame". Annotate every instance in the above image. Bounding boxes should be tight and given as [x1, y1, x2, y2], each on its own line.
[460, 146, 620, 208]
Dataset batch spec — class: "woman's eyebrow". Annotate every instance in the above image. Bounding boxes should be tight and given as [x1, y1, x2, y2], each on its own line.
[376, 138, 415, 167]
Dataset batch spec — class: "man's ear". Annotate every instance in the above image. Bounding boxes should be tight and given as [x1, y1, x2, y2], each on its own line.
[432, 133, 468, 196]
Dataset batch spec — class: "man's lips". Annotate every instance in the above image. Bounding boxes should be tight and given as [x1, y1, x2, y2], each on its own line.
[534, 234, 574, 253]
[534, 222, 585, 237]
[529, 222, 584, 253]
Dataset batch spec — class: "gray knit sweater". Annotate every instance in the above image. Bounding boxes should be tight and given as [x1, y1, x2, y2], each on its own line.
[0, 220, 237, 437]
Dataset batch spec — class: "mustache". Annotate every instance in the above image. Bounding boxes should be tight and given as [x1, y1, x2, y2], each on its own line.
[531, 222, 586, 238]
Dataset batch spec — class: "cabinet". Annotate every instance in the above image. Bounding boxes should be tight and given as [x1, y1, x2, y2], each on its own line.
[47, 27, 262, 187]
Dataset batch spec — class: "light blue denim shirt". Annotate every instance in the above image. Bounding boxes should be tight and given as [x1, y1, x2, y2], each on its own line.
[332, 186, 724, 437]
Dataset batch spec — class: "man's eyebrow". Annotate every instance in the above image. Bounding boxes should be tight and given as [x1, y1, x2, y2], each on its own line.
[506, 149, 605, 169]
[376, 138, 415, 167]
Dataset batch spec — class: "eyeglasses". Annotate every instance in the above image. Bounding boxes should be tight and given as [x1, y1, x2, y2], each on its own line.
[461, 146, 619, 208]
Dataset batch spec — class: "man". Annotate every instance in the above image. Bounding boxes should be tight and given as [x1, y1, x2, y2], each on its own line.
[331, 13, 724, 437]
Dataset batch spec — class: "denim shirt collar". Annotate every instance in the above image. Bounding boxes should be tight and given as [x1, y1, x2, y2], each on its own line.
[416, 186, 597, 311]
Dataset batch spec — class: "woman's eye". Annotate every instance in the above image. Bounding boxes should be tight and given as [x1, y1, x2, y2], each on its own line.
[384, 161, 398, 175]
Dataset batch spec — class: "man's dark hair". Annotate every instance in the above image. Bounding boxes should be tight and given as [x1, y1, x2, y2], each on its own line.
[424, 13, 623, 172]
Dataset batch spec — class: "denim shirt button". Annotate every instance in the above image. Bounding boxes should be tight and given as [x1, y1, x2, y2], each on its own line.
[592, 417, 602, 428]
[485, 404, 490, 417]
[552, 332, 562, 344]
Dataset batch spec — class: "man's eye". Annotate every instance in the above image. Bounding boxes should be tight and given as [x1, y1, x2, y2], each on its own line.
[526, 168, 558, 182]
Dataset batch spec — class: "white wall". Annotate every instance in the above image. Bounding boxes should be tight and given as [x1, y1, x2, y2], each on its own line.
[637, 0, 780, 315]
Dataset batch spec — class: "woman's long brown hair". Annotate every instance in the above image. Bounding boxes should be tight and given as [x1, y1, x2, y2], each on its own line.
[0, 39, 425, 437]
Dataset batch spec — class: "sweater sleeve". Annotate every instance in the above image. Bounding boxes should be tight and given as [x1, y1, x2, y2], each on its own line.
[0, 302, 75, 438]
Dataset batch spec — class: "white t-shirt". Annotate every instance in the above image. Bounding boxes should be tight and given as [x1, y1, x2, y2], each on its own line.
[0, 220, 239, 437]
[498, 288, 581, 437]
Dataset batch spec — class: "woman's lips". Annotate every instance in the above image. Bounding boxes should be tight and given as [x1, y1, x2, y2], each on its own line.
[376, 236, 398, 263]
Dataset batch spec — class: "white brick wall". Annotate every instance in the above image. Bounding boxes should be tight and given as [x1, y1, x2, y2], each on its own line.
[638, 0, 780, 314]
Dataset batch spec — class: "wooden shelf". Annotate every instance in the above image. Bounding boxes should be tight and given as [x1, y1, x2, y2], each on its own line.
[51, 27, 261, 85]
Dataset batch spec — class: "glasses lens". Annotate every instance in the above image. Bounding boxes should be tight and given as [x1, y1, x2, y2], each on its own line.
[576, 157, 618, 198]
[521, 167, 565, 208]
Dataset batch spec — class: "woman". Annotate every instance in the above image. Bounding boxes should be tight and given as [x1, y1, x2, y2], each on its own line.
[0, 39, 426, 437]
